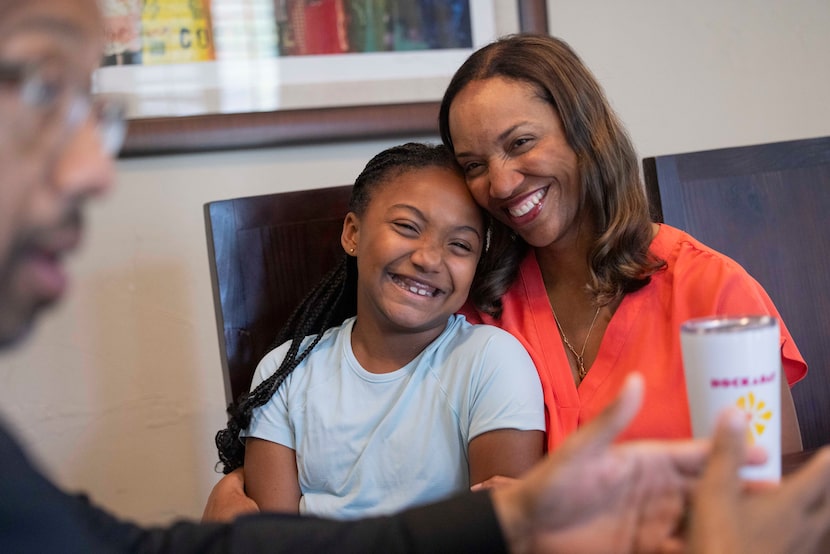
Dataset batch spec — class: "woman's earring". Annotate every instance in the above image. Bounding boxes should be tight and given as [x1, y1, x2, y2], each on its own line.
[349, 247, 355, 254]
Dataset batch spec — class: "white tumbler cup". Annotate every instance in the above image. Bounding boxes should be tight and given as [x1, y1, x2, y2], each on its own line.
[681, 315, 781, 482]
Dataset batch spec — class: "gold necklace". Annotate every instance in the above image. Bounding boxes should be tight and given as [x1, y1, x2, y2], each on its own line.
[552, 305, 601, 380]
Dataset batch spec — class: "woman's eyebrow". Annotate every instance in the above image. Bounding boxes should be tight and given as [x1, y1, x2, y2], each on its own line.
[454, 122, 529, 159]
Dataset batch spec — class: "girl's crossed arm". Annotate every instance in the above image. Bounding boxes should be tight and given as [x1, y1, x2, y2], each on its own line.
[469, 428, 545, 488]
[244, 438, 302, 514]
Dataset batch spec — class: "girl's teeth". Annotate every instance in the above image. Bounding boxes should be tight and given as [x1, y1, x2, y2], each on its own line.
[393, 274, 436, 296]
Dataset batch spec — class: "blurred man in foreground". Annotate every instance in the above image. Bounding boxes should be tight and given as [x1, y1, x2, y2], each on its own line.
[1, 0, 829, 552]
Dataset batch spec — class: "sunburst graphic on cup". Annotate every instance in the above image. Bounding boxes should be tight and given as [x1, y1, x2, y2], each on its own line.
[735, 391, 773, 444]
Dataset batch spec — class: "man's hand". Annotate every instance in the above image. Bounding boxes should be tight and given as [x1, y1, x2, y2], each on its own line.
[688, 408, 830, 554]
[201, 468, 260, 523]
[492, 374, 712, 554]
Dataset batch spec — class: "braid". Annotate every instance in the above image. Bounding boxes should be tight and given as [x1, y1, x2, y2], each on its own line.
[214, 142, 461, 473]
[273, 256, 357, 348]
[215, 257, 355, 473]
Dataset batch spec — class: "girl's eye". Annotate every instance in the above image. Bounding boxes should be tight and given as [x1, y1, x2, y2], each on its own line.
[393, 222, 418, 234]
[450, 241, 474, 253]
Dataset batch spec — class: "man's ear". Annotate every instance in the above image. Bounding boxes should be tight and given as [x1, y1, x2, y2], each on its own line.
[341, 212, 359, 255]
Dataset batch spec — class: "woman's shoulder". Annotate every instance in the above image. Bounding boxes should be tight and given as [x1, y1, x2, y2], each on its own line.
[649, 225, 771, 309]
[652, 224, 749, 274]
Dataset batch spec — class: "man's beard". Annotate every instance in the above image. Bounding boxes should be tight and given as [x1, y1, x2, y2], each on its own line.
[0, 274, 43, 349]
[0, 208, 83, 349]
[0, 306, 36, 349]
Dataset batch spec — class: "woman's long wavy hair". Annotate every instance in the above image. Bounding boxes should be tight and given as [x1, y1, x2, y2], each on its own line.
[439, 34, 665, 308]
[215, 142, 495, 473]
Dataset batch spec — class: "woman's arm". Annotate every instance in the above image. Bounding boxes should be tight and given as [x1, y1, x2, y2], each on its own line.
[780, 377, 803, 454]
[468, 429, 545, 487]
[243, 438, 302, 513]
[201, 468, 259, 522]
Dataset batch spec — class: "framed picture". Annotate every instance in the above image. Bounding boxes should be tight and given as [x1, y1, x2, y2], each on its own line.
[98, 0, 548, 157]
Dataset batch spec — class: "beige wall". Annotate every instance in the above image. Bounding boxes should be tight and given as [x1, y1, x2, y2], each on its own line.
[0, 0, 828, 525]
[549, 0, 830, 157]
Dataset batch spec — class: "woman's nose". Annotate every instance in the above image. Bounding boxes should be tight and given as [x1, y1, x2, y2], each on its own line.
[487, 160, 523, 199]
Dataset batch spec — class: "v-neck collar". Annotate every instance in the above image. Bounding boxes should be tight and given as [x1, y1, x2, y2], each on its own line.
[521, 226, 671, 406]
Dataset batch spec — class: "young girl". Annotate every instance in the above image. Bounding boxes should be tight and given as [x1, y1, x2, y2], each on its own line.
[215, 143, 545, 519]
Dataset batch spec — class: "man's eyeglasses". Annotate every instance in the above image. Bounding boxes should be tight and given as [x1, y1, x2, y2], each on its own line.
[0, 60, 127, 156]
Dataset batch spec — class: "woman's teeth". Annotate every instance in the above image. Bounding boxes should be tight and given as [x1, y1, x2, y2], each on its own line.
[508, 188, 546, 217]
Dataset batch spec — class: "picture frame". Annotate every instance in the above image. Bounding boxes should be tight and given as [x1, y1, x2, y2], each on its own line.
[112, 0, 548, 157]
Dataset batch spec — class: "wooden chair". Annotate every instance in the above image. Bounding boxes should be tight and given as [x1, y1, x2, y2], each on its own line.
[205, 185, 353, 405]
[643, 135, 830, 450]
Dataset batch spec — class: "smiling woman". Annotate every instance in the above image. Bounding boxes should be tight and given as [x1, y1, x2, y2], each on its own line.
[213, 142, 545, 520]
[438, 33, 807, 455]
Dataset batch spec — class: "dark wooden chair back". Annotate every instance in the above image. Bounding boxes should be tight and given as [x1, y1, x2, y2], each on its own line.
[205, 185, 353, 405]
[643, 135, 830, 449]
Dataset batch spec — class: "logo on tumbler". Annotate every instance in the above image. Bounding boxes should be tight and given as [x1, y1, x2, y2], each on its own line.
[736, 391, 773, 443]
[709, 372, 776, 389]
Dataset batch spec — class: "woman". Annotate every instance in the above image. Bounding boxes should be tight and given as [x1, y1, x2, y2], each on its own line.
[438, 34, 805, 452]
